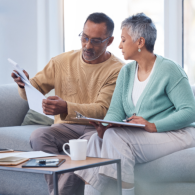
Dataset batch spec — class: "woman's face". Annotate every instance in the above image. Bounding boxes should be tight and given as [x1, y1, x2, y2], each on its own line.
[119, 28, 139, 60]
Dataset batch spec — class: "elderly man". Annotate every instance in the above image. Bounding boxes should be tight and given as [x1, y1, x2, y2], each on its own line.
[11, 12, 124, 195]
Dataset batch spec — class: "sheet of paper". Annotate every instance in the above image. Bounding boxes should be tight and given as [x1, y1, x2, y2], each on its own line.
[16, 151, 57, 158]
[0, 151, 56, 160]
[8, 58, 54, 120]
[24, 83, 54, 119]
[8, 58, 30, 84]
[0, 153, 20, 159]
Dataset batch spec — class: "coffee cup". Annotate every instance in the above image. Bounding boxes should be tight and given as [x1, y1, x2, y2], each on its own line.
[62, 139, 88, 160]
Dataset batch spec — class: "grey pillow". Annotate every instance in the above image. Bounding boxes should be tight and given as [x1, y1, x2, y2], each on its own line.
[21, 109, 54, 126]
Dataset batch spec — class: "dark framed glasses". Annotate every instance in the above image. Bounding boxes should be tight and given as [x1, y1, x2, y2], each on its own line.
[79, 32, 111, 46]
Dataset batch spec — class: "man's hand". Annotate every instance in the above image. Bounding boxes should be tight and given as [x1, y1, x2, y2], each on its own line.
[42, 96, 67, 115]
[11, 70, 29, 88]
[89, 122, 112, 138]
[127, 116, 157, 133]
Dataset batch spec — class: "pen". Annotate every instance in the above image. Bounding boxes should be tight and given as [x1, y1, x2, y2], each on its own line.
[36, 159, 59, 164]
[123, 113, 136, 122]
[40, 161, 58, 164]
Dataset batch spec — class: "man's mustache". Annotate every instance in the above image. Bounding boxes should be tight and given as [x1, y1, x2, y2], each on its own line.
[83, 48, 94, 53]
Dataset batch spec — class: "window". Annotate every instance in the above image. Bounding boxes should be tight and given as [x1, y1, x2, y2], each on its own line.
[64, 0, 164, 63]
[184, 0, 195, 84]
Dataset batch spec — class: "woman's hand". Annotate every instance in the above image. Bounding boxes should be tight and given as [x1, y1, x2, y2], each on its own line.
[127, 116, 157, 133]
[89, 122, 112, 138]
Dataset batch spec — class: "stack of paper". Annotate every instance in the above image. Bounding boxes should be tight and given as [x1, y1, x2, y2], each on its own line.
[8, 58, 54, 120]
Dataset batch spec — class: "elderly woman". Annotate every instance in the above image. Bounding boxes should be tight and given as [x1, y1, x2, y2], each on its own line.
[75, 13, 195, 195]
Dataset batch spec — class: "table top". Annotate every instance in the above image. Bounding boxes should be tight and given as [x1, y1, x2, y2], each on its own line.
[0, 152, 120, 175]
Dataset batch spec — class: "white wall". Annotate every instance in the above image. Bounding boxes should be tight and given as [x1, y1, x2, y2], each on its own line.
[0, 0, 184, 87]
[164, 0, 183, 66]
[0, 0, 64, 86]
[0, 0, 37, 85]
[37, 0, 64, 72]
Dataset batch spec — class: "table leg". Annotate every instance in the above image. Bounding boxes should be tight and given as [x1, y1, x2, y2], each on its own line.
[53, 173, 58, 195]
[117, 160, 122, 195]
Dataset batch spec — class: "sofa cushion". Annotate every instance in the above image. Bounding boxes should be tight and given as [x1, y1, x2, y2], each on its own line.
[0, 125, 46, 151]
[134, 147, 195, 195]
[135, 147, 195, 183]
[0, 83, 29, 127]
[21, 109, 54, 126]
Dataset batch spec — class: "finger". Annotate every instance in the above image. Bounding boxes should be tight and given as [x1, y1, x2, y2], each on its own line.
[98, 122, 104, 127]
[129, 120, 139, 124]
[43, 110, 54, 115]
[128, 116, 141, 120]
[23, 70, 29, 79]
[42, 103, 54, 110]
[42, 104, 55, 111]
[89, 121, 99, 128]
[14, 77, 25, 86]
[14, 77, 23, 82]
[43, 99, 57, 105]
[47, 96, 59, 100]
[11, 72, 18, 79]
[106, 123, 114, 129]
[109, 123, 117, 127]
[43, 107, 54, 115]
[129, 119, 143, 124]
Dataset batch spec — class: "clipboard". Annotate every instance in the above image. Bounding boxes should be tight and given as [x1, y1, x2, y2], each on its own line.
[22, 159, 65, 168]
[72, 112, 145, 128]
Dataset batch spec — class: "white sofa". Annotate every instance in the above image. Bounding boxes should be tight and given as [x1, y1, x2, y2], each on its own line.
[1, 83, 195, 195]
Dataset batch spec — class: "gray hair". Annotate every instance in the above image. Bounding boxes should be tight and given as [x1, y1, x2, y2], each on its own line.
[121, 13, 157, 53]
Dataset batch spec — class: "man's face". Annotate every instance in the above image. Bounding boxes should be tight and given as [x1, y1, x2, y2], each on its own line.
[81, 20, 109, 62]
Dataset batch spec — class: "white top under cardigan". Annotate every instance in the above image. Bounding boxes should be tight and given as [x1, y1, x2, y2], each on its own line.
[132, 61, 156, 106]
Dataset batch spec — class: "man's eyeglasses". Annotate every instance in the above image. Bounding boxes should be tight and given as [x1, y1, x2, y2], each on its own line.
[79, 32, 111, 46]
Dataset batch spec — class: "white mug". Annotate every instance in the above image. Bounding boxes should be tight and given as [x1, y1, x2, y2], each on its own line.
[63, 139, 88, 160]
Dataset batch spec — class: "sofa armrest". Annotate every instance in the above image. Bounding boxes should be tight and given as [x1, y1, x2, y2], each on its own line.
[0, 83, 29, 127]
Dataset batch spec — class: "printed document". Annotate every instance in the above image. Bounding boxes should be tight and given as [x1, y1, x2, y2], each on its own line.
[0, 151, 56, 160]
[8, 58, 54, 119]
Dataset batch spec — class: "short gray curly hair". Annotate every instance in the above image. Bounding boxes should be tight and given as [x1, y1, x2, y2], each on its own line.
[121, 13, 157, 53]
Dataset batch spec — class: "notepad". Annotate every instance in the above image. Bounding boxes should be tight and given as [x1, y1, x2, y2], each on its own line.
[0, 156, 29, 166]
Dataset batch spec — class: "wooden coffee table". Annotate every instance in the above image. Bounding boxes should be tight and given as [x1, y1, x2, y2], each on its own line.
[0, 154, 122, 195]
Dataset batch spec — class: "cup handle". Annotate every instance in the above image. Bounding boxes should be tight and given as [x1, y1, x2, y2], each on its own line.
[63, 143, 71, 158]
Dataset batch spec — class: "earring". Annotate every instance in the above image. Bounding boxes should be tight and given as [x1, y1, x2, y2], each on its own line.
[138, 48, 141, 52]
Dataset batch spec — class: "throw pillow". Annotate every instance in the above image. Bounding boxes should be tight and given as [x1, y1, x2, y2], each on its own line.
[21, 109, 54, 126]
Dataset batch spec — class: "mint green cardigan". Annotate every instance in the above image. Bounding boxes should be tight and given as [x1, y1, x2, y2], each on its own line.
[104, 55, 195, 132]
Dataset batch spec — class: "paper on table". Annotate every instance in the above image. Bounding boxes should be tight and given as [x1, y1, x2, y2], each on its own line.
[0, 151, 56, 160]
[16, 151, 57, 158]
[0, 153, 19, 159]
[8, 58, 54, 120]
